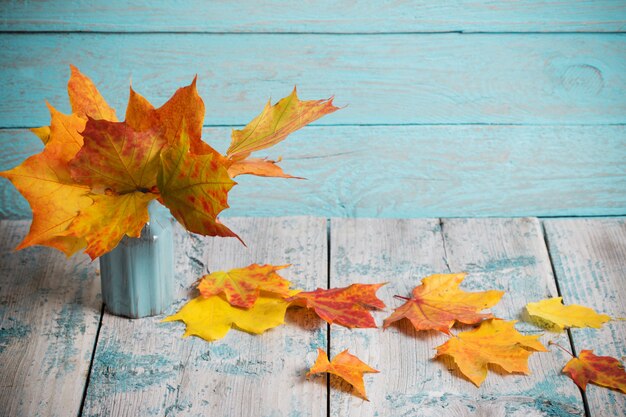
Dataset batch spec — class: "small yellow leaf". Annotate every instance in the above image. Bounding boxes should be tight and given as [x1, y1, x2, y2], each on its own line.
[525, 297, 611, 332]
[30, 126, 51, 144]
[163, 294, 289, 342]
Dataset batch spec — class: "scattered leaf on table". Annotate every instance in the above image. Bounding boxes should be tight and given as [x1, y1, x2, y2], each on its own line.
[435, 319, 548, 387]
[307, 348, 379, 400]
[158, 129, 240, 241]
[383, 273, 504, 334]
[287, 283, 386, 328]
[163, 294, 289, 342]
[525, 297, 611, 332]
[562, 350, 626, 393]
[197, 264, 295, 308]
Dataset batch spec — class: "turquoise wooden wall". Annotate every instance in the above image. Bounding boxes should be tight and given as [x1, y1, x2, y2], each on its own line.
[0, 1, 625, 219]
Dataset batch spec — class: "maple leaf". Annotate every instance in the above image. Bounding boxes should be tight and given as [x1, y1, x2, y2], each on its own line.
[307, 348, 379, 400]
[0, 104, 93, 256]
[287, 283, 386, 328]
[435, 319, 548, 387]
[227, 157, 302, 179]
[125, 79, 225, 162]
[225, 88, 338, 178]
[68, 64, 117, 121]
[197, 264, 294, 308]
[383, 273, 504, 334]
[70, 118, 166, 194]
[158, 129, 239, 240]
[525, 297, 611, 332]
[163, 294, 289, 341]
[30, 126, 51, 144]
[66, 192, 157, 259]
[562, 350, 626, 393]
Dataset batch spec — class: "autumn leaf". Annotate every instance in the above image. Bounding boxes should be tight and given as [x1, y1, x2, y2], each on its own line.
[70, 118, 166, 194]
[30, 125, 51, 144]
[125, 79, 225, 162]
[307, 348, 379, 400]
[66, 192, 157, 259]
[287, 283, 386, 328]
[158, 129, 240, 241]
[0, 104, 93, 256]
[383, 273, 504, 334]
[435, 319, 547, 387]
[163, 294, 289, 341]
[525, 297, 611, 332]
[227, 157, 302, 179]
[68, 64, 117, 121]
[562, 350, 626, 393]
[197, 264, 295, 308]
[225, 88, 338, 179]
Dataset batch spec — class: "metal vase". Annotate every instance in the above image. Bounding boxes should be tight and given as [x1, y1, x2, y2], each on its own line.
[99, 202, 175, 318]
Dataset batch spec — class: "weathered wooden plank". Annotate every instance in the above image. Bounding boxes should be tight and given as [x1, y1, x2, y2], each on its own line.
[1, 34, 624, 128]
[2, 125, 624, 220]
[81, 217, 327, 417]
[329, 218, 584, 416]
[543, 218, 626, 417]
[0, 220, 101, 417]
[1, 0, 624, 32]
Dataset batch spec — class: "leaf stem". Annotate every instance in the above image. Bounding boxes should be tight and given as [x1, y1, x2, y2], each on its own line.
[548, 341, 574, 357]
[393, 295, 411, 301]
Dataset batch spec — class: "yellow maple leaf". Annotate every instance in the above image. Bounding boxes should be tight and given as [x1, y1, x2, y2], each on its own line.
[307, 348, 379, 400]
[67, 64, 117, 121]
[435, 319, 548, 387]
[525, 297, 611, 332]
[225, 88, 338, 178]
[163, 294, 289, 341]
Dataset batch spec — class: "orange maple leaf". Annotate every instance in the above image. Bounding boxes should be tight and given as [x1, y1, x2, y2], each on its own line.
[197, 264, 294, 308]
[227, 157, 302, 179]
[562, 350, 626, 393]
[157, 129, 239, 241]
[225, 87, 338, 178]
[307, 348, 379, 400]
[383, 273, 504, 334]
[68, 64, 118, 121]
[287, 283, 386, 328]
[435, 319, 548, 387]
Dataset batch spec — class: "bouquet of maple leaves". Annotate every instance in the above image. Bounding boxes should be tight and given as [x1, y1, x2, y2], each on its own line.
[1, 66, 338, 259]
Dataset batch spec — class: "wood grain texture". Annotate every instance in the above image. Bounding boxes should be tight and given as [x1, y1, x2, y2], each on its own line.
[0, 221, 101, 417]
[329, 218, 584, 416]
[81, 217, 327, 417]
[1, 33, 624, 127]
[2, 125, 624, 219]
[1, 0, 624, 32]
[543, 218, 626, 417]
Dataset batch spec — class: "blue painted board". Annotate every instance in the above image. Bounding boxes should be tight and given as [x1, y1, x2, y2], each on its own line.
[1, 0, 624, 32]
[0, 33, 624, 127]
[2, 125, 624, 219]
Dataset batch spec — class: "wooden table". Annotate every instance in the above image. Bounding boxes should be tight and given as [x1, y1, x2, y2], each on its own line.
[1, 217, 624, 417]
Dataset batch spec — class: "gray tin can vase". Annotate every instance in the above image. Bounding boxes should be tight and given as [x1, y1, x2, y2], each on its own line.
[99, 202, 175, 318]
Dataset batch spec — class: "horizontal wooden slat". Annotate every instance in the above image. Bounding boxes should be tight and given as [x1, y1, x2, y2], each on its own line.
[543, 218, 626, 417]
[0, 33, 624, 127]
[1, 125, 624, 219]
[1, 1, 624, 33]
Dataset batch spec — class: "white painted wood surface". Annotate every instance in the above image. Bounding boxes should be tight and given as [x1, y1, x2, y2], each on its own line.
[543, 218, 626, 417]
[329, 218, 584, 416]
[81, 217, 328, 417]
[0, 221, 101, 417]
